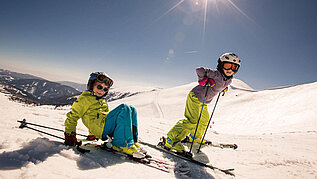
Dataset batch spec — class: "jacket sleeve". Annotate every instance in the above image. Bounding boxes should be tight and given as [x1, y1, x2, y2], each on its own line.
[64, 97, 89, 134]
[196, 67, 217, 81]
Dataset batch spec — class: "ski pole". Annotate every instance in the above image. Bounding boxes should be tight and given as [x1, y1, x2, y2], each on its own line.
[17, 119, 89, 138]
[18, 120, 90, 153]
[18, 120, 64, 140]
[197, 92, 222, 153]
[189, 85, 210, 154]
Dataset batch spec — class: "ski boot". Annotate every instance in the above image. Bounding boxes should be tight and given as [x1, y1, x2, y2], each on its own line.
[164, 137, 185, 152]
[157, 137, 193, 158]
[112, 144, 146, 159]
[134, 142, 148, 154]
[188, 134, 208, 145]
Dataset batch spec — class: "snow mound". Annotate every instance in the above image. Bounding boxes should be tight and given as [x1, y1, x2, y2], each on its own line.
[215, 81, 317, 134]
[230, 78, 255, 91]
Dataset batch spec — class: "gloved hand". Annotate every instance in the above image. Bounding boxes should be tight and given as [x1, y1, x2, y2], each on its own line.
[86, 135, 98, 141]
[64, 132, 77, 146]
[199, 78, 215, 87]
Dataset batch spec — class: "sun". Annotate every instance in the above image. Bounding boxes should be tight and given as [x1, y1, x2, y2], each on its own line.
[156, 0, 256, 43]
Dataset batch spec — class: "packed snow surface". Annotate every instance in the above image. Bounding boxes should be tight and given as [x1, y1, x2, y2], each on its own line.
[0, 79, 316, 179]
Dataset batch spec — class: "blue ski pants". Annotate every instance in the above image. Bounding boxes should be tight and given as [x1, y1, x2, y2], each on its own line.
[102, 104, 138, 147]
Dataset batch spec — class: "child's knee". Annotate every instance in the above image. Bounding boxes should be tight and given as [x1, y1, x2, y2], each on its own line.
[118, 103, 128, 108]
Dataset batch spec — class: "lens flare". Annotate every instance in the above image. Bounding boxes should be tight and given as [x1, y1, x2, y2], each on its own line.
[156, 0, 256, 45]
[156, 0, 185, 21]
[226, 0, 257, 25]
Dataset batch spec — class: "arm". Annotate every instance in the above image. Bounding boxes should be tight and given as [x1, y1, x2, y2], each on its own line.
[196, 67, 207, 82]
[64, 96, 90, 146]
[64, 98, 87, 134]
[196, 67, 216, 86]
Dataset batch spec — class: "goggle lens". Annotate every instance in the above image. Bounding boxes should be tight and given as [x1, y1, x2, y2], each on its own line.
[97, 75, 113, 87]
[223, 63, 239, 71]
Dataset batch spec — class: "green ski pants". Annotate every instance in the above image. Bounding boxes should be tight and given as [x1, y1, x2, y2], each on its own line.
[167, 92, 210, 142]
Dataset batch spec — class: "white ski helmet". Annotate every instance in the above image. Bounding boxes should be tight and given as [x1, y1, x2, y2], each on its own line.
[218, 53, 240, 66]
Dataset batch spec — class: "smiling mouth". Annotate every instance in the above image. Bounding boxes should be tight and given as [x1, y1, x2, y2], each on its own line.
[96, 92, 104, 96]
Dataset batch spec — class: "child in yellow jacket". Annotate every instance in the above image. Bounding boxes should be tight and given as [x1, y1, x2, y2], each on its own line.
[64, 72, 143, 157]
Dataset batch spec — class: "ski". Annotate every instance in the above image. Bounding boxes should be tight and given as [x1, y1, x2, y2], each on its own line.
[139, 137, 235, 176]
[78, 142, 184, 174]
[181, 136, 238, 150]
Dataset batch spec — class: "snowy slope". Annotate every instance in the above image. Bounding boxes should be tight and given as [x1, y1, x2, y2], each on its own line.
[0, 79, 316, 179]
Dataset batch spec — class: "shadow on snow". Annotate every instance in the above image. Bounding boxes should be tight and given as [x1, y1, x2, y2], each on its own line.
[159, 143, 215, 179]
[0, 137, 124, 171]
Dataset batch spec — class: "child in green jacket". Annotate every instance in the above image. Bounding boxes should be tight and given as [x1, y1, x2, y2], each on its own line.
[64, 72, 144, 157]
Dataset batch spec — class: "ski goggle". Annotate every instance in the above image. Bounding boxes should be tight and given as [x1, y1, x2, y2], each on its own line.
[96, 84, 109, 92]
[95, 74, 113, 87]
[223, 63, 239, 72]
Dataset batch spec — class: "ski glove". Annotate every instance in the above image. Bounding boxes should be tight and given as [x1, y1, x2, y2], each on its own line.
[64, 132, 77, 146]
[199, 78, 215, 87]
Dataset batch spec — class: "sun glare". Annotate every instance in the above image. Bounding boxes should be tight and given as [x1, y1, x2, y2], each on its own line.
[194, 1, 200, 6]
[156, 0, 256, 44]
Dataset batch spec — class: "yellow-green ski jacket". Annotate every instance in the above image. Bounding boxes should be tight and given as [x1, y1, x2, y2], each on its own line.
[64, 91, 109, 139]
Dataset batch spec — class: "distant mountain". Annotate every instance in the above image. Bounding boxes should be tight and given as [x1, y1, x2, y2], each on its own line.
[0, 69, 43, 81]
[57, 81, 87, 92]
[0, 69, 81, 105]
[0, 69, 150, 105]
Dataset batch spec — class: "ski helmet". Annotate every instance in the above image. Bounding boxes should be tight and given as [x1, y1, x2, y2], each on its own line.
[87, 72, 113, 96]
[218, 53, 240, 66]
[217, 53, 240, 78]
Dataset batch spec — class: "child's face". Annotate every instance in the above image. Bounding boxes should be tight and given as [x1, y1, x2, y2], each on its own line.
[223, 68, 236, 77]
[93, 81, 109, 97]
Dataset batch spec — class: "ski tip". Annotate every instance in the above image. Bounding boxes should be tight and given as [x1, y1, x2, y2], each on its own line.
[221, 168, 235, 176]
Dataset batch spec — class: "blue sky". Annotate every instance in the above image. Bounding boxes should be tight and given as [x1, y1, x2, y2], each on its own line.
[0, 0, 316, 90]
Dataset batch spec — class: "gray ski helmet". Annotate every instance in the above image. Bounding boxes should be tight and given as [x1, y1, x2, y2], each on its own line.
[87, 72, 113, 92]
[218, 53, 241, 66]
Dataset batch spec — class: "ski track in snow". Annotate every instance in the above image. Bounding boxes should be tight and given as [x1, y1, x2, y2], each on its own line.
[154, 90, 164, 119]
[0, 80, 317, 179]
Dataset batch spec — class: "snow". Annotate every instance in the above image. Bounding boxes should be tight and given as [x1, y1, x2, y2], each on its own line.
[28, 87, 37, 95]
[0, 79, 316, 179]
